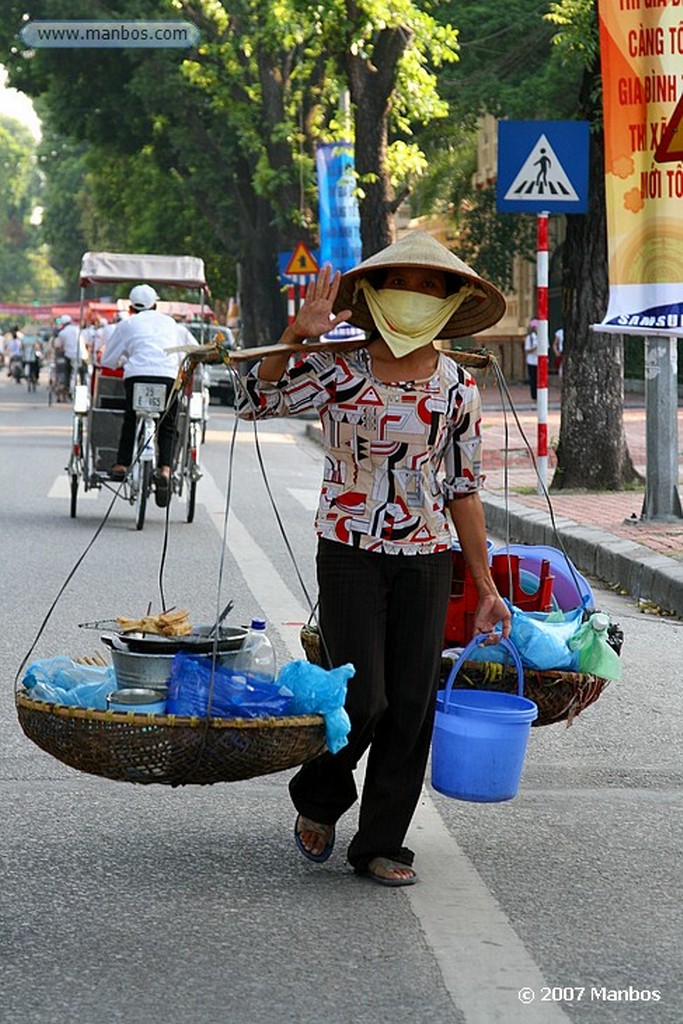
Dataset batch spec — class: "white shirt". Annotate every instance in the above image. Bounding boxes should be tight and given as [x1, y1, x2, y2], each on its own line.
[524, 330, 538, 367]
[57, 324, 88, 362]
[100, 309, 197, 379]
[7, 335, 23, 358]
[98, 322, 120, 347]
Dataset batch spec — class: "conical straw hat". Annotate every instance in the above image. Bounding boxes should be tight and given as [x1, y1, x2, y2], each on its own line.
[333, 230, 506, 338]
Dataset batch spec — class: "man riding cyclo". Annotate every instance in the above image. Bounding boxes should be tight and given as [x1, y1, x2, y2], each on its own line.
[99, 284, 197, 507]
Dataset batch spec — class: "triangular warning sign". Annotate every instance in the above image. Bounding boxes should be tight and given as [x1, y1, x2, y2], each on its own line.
[285, 242, 319, 276]
[655, 95, 683, 163]
[504, 134, 580, 202]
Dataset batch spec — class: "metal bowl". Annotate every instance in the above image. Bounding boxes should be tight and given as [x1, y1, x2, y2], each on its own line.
[107, 687, 167, 714]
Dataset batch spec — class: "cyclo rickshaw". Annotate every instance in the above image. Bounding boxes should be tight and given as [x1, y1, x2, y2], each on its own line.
[67, 252, 211, 529]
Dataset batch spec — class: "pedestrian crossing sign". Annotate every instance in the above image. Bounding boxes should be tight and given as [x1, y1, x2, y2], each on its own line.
[497, 120, 589, 214]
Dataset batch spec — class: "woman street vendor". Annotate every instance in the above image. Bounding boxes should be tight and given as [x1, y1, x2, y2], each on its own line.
[236, 230, 511, 886]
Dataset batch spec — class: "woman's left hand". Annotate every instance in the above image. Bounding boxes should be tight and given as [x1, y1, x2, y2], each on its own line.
[473, 592, 511, 641]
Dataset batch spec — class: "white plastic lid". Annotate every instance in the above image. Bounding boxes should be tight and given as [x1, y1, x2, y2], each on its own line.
[590, 613, 609, 631]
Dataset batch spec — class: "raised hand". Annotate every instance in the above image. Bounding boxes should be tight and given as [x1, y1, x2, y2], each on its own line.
[289, 264, 352, 342]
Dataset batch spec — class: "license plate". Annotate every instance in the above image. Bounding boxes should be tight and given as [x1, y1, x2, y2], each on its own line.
[132, 382, 167, 413]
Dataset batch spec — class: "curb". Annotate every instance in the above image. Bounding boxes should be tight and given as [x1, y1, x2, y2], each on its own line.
[304, 422, 682, 618]
[480, 492, 683, 618]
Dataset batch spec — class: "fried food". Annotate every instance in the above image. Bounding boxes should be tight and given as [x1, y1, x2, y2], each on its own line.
[116, 608, 192, 637]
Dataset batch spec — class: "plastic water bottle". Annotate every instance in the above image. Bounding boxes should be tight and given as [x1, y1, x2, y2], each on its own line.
[568, 612, 622, 681]
[234, 618, 276, 684]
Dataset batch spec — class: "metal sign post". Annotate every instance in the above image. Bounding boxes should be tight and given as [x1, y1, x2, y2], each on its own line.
[536, 212, 549, 493]
[641, 336, 683, 521]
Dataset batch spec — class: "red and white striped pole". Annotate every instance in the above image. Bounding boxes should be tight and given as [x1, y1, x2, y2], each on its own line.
[287, 285, 296, 326]
[536, 211, 549, 493]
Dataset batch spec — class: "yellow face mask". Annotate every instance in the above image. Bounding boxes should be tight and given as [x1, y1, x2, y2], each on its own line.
[358, 279, 477, 358]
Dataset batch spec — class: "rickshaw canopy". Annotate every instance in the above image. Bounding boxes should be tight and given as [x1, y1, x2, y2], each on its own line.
[79, 252, 208, 290]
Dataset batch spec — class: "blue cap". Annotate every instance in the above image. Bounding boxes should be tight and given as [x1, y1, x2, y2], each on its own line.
[251, 618, 266, 630]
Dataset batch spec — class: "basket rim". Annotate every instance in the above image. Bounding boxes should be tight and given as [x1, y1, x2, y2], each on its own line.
[15, 691, 324, 731]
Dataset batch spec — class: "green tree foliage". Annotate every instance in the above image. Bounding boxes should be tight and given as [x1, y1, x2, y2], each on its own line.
[0, 114, 60, 302]
[0, 0, 463, 339]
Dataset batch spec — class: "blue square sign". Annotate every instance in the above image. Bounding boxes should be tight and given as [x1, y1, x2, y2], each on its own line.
[497, 120, 589, 214]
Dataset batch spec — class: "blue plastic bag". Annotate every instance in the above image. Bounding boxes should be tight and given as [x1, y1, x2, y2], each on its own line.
[166, 652, 294, 719]
[277, 660, 354, 754]
[23, 656, 116, 710]
[464, 600, 587, 671]
[509, 602, 585, 670]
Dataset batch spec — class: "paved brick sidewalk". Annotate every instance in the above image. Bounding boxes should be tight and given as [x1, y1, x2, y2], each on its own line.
[478, 380, 683, 563]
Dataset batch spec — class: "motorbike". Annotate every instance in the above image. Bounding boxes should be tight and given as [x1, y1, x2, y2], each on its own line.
[9, 354, 23, 383]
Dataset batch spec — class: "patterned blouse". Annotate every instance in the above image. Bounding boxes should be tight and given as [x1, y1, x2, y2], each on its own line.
[236, 347, 484, 555]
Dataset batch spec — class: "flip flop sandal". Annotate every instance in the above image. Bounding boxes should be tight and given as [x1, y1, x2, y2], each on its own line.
[357, 857, 418, 887]
[294, 814, 335, 863]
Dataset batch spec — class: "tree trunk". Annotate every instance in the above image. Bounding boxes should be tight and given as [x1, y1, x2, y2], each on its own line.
[551, 73, 641, 491]
[344, 22, 413, 257]
[238, 214, 287, 346]
[233, 161, 286, 346]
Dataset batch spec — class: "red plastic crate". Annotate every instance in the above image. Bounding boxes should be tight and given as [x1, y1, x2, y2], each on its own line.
[444, 552, 554, 646]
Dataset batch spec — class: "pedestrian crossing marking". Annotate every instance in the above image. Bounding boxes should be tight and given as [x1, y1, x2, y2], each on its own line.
[503, 134, 580, 203]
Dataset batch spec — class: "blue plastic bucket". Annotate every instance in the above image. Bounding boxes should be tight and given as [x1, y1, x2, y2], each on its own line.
[432, 635, 538, 802]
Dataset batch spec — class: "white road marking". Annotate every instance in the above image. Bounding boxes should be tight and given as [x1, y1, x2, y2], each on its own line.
[197, 464, 570, 1024]
[408, 796, 571, 1023]
[287, 487, 319, 511]
[48, 475, 100, 500]
[198, 466, 312, 655]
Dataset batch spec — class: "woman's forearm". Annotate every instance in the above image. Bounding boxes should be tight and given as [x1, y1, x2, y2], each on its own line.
[257, 324, 307, 382]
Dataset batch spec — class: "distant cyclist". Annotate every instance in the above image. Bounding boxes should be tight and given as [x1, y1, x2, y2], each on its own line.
[100, 284, 197, 506]
[54, 315, 88, 389]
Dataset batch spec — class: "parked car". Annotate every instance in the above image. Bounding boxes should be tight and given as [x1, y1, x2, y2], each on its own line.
[189, 324, 237, 406]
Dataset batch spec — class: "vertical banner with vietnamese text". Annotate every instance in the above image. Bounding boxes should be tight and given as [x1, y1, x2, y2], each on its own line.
[597, 0, 683, 334]
[316, 142, 362, 274]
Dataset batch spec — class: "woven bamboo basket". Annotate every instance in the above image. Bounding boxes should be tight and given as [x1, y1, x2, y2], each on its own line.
[15, 690, 326, 786]
[300, 624, 611, 728]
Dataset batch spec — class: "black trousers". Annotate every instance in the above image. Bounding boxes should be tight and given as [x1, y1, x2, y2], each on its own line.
[289, 539, 452, 870]
[527, 363, 538, 401]
[117, 376, 178, 468]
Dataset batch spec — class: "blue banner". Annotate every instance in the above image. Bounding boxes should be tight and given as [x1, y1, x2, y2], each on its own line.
[316, 142, 362, 273]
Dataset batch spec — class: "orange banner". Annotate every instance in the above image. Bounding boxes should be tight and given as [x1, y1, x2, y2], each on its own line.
[598, 0, 683, 334]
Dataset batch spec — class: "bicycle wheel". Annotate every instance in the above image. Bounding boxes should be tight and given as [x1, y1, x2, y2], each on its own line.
[185, 421, 200, 523]
[135, 461, 151, 531]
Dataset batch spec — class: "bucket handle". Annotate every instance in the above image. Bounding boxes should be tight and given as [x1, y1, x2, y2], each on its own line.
[442, 634, 525, 714]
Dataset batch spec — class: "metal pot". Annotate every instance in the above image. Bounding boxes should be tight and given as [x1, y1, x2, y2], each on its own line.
[103, 641, 176, 691]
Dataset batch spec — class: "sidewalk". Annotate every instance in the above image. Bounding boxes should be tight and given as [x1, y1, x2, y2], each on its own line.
[477, 379, 683, 617]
